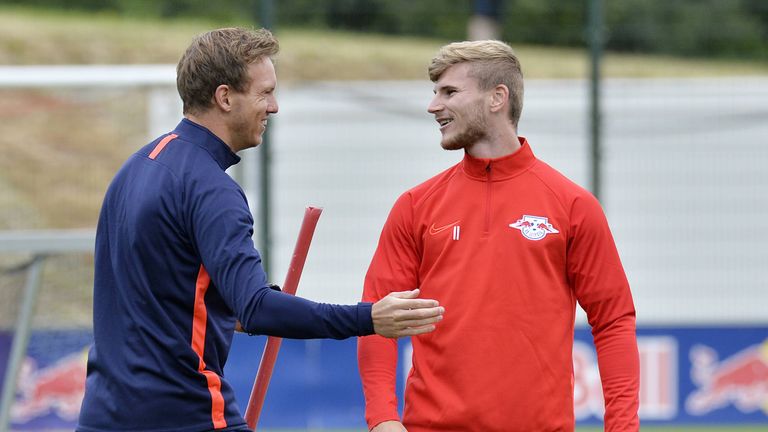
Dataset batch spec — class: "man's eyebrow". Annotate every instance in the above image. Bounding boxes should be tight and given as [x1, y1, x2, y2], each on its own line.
[434, 84, 458, 93]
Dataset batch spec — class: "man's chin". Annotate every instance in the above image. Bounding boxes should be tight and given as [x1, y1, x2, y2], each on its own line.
[440, 139, 465, 151]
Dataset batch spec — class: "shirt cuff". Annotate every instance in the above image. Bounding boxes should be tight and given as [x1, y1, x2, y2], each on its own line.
[356, 302, 374, 336]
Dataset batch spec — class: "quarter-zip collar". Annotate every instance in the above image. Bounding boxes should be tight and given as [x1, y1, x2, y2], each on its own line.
[174, 118, 241, 170]
[460, 136, 536, 181]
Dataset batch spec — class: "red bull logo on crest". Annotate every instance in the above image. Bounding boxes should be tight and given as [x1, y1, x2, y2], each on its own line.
[686, 339, 768, 415]
[11, 349, 88, 424]
[509, 215, 559, 241]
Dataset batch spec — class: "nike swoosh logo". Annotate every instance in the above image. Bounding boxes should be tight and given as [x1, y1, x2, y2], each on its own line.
[429, 220, 460, 236]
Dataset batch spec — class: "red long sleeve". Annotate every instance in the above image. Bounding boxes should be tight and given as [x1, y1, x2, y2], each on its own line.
[358, 335, 400, 428]
[358, 192, 421, 428]
[568, 195, 640, 431]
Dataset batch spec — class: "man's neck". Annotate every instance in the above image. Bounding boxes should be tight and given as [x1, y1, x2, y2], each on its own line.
[466, 126, 520, 159]
[185, 113, 237, 153]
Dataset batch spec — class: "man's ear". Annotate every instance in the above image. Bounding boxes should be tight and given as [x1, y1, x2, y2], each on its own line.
[489, 84, 509, 113]
[213, 84, 232, 112]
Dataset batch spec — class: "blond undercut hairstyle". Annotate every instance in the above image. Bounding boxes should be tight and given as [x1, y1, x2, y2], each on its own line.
[428, 40, 524, 127]
[177, 27, 279, 115]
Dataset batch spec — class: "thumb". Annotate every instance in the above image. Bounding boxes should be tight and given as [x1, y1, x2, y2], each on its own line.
[389, 288, 420, 299]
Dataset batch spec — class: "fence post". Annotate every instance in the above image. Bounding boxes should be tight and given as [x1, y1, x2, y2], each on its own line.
[588, 0, 604, 201]
[257, 0, 276, 277]
[0, 256, 46, 432]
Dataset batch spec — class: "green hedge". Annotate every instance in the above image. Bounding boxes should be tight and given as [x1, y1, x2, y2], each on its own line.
[2, 0, 766, 59]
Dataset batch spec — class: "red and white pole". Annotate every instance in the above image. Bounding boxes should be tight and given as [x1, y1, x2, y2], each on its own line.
[244, 206, 323, 430]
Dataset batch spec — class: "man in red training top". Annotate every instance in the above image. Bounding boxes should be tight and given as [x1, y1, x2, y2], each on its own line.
[358, 40, 640, 432]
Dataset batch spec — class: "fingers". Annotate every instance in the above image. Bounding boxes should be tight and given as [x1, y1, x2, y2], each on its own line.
[371, 289, 445, 338]
[387, 289, 439, 309]
[395, 305, 444, 320]
[387, 288, 420, 299]
[395, 310, 444, 328]
[382, 307, 444, 338]
[397, 298, 440, 309]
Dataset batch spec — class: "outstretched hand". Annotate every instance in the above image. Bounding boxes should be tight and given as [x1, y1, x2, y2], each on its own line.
[371, 289, 444, 338]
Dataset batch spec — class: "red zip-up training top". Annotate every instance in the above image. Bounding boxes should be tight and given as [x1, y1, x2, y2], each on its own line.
[358, 138, 639, 432]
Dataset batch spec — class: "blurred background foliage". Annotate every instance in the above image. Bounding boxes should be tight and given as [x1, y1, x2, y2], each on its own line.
[0, 0, 768, 60]
[1, 0, 766, 60]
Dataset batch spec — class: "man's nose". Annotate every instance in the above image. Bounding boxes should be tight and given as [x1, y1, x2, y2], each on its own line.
[427, 97, 442, 114]
[268, 97, 278, 114]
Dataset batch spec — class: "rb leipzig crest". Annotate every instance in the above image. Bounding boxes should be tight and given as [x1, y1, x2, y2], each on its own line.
[509, 215, 559, 241]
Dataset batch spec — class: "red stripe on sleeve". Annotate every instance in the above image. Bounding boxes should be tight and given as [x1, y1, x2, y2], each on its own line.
[191, 265, 227, 429]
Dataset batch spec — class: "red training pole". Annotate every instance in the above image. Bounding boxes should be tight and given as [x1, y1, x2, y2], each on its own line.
[244, 206, 323, 430]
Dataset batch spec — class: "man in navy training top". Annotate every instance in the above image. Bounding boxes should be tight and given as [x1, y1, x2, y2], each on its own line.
[76, 27, 444, 432]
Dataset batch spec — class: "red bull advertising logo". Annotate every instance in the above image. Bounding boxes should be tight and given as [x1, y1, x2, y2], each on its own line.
[572, 337, 678, 421]
[567, 328, 767, 425]
[2, 328, 766, 428]
[11, 348, 88, 426]
[686, 339, 768, 416]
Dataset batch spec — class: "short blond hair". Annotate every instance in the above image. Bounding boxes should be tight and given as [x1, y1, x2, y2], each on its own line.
[428, 40, 524, 127]
[177, 27, 279, 115]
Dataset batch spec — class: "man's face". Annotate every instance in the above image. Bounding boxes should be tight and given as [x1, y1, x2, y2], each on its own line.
[428, 62, 488, 151]
[228, 57, 278, 152]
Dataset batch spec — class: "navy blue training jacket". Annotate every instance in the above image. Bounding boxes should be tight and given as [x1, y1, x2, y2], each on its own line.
[77, 119, 374, 432]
